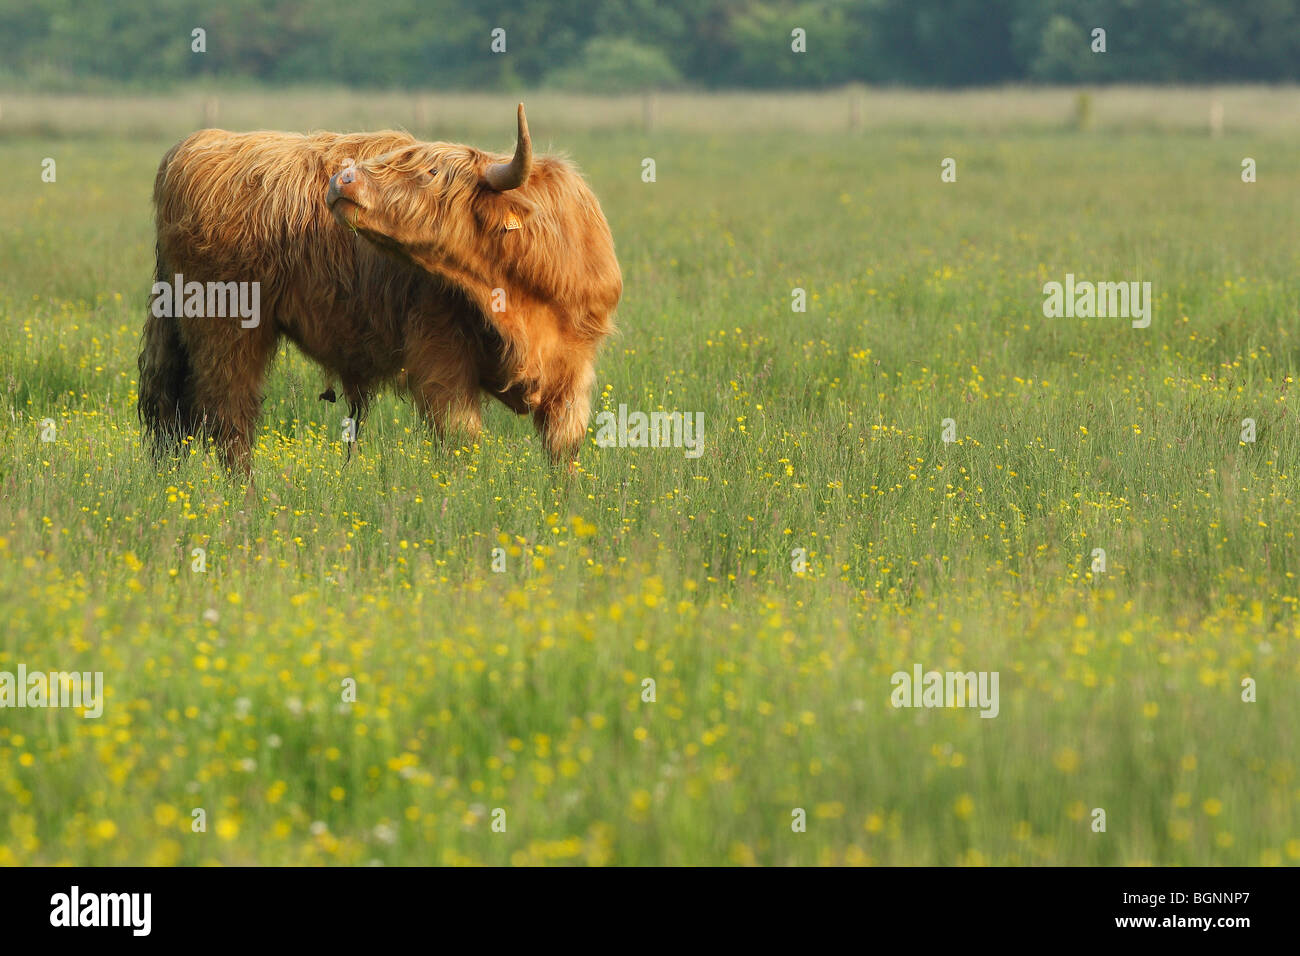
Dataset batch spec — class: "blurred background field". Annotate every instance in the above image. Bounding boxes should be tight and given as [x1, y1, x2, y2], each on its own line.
[5, 84, 1300, 138]
[0, 83, 1298, 866]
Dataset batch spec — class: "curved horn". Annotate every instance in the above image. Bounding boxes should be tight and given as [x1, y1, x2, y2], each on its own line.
[484, 103, 532, 192]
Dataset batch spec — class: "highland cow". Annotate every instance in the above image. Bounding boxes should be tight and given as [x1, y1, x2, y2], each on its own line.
[138, 104, 620, 472]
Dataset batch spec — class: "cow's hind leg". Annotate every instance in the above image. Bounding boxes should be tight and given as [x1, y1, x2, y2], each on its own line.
[183, 322, 278, 475]
[342, 384, 371, 464]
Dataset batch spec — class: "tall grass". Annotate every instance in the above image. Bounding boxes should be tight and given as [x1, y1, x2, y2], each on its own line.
[0, 91, 1296, 864]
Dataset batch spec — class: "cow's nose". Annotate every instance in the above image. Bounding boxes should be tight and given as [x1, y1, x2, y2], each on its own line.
[327, 167, 360, 207]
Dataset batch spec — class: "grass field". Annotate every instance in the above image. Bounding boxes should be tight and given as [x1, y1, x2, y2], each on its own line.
[1, 88, 1298, 865]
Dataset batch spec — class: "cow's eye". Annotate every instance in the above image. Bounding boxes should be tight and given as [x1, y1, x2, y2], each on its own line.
[427, 167, 438, 177]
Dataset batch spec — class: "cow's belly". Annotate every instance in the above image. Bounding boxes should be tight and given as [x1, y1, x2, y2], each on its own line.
[276, 305, 404, 388]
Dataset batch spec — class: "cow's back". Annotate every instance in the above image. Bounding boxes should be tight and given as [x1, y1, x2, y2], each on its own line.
[152, 128, 426, 378]
[153, 128, 416, 283]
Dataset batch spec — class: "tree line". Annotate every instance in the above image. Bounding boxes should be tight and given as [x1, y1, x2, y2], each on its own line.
[3, 0, 1298, 91]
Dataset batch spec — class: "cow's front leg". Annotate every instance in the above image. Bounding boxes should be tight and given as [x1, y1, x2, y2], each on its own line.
[532, 358, 594, 466]
[406, 322, 484, 445]
[412, 369, 483, 444]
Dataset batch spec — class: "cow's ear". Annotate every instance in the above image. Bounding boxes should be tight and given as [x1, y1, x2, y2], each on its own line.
[475, 190, 535, 235]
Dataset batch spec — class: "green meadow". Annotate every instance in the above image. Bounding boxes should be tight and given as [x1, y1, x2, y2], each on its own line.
[0, 88, 1297, 865]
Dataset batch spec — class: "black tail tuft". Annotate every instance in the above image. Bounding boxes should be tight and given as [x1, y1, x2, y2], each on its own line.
[137, 248, 197, 457]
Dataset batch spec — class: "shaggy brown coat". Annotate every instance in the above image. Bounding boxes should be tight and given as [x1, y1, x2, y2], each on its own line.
[138, 106, 620, 471]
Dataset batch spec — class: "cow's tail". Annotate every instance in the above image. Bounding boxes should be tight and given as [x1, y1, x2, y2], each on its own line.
[137, 246, 196, 457]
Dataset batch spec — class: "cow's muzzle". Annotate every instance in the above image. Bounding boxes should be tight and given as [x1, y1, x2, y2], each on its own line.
[327, 166, 361, 210]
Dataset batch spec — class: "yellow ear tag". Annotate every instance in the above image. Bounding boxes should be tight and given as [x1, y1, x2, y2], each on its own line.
[503, 212, 522, 232]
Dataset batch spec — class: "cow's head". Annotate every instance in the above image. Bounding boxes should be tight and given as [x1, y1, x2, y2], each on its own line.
[327, 104, 535, 270]
[326, 105, 620, 345]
